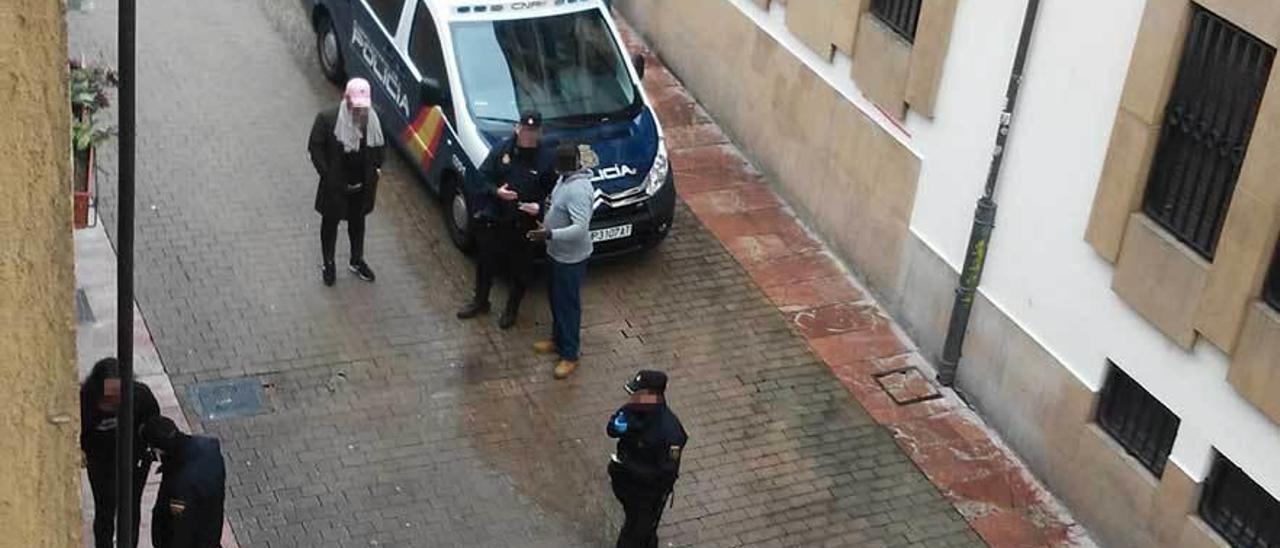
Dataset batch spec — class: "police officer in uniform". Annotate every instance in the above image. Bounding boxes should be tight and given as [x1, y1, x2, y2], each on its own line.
[606, 370, 688, 548]
[141, 416, 226, 548]
[457, 110, 555, 329]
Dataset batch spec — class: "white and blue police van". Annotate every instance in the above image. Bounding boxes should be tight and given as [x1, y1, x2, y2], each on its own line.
[301, 0, 674, 256]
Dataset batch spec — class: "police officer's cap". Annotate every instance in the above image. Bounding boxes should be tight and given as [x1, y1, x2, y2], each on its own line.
[141, 415, 179, 445]
[520, 110, 542, 129]
[625, 370, 668, 395]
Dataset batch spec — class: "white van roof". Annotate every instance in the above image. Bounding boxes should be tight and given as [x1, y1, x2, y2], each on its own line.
[427, 0, 606, 22]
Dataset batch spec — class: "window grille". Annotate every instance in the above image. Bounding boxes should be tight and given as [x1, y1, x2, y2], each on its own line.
[1143, 6, 1275, 259]
[1199, 453, 1280, 548]
[869, 0, 922, 43]
[1095, 363, 1180, 477]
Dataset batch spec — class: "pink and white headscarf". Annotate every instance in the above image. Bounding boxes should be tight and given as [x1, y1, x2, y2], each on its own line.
[335, 78, 384, 153]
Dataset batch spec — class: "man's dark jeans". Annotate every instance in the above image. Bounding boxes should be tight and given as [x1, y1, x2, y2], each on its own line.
[548, 257, 587, 361]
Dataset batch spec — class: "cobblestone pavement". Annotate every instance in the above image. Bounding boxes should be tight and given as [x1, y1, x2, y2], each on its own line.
[69, 0, 984, 546]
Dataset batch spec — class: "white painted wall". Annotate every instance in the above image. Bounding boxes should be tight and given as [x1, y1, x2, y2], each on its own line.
[908, 0, 1280, 499]
[719, 0, 1280, 501]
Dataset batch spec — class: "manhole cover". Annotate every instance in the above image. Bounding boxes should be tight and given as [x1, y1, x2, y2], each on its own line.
[187, 378, 266, 421]
[75, 288, 94, 324]
[873, 366, 942, 406]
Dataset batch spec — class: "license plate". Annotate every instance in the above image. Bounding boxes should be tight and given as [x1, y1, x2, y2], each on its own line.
[591, 224, 633, 243]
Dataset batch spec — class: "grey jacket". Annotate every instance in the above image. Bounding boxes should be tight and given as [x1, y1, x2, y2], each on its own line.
[545, 170, 594, 263]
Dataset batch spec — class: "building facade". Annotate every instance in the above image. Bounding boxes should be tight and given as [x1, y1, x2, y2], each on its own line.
[0, 1, 82, 546]
[615, 0, 1280, 546]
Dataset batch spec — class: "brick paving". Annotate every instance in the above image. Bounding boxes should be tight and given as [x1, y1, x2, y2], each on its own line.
[58, 0, 1063, 545]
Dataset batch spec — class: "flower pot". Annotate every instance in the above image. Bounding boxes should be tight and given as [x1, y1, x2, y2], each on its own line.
[73, 146, 94, 229]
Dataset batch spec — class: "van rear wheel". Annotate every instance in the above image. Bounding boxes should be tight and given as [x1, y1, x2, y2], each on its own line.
[316, 15, 344, 84]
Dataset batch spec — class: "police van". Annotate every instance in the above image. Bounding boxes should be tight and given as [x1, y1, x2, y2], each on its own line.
[302, 0, 674, 256]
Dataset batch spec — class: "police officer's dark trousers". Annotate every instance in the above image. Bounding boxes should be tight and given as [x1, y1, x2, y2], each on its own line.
[473, 220, 535, 311]
[86, 456, 149, 548]
[610, 464, 670, 548]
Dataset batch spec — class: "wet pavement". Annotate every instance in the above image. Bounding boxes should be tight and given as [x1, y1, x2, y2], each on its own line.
[68, 0, 985, 546]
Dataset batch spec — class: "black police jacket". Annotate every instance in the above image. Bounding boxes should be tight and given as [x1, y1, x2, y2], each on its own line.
[606, 401, 688, 490]
[466, 137, 555, 225]
[153, 436, 226, 548]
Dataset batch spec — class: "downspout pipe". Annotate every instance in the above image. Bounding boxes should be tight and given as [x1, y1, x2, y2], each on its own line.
[937, 0, 1042, 387]
[115, 0, 138, 545]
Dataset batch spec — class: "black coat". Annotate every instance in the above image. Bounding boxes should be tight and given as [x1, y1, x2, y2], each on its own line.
[308, 106, 386, 219]
[80, 380, 160, 464]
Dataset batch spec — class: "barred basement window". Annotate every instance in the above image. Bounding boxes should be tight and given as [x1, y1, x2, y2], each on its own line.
[869, 0, 922, 43]
[1264, 238, 1280, 311]
[1199, 453, 1280, 547]
[1095, 363, 1180, 477]
[1143, 6, 1275, 259]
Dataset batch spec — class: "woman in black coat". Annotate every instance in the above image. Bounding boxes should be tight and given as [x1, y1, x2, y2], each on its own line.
[308, 77, 386, 286]
[81, 357, 161, 548]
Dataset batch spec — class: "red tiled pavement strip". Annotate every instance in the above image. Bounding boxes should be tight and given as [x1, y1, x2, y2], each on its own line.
[618, 20, 1091, 548]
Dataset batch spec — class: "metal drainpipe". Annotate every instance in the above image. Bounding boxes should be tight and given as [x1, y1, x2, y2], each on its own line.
[936, 0, 1042, 387]
[115, 0, 138, 544]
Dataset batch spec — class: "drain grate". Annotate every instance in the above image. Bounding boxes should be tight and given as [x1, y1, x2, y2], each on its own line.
[187, 378, 266, 421]
[75, 288, 94, 324]
[873, 366, 942, 406]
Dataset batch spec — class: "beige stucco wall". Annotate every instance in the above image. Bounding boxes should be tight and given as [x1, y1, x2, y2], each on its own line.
[615, 0, 921, 297]
[0, 1, 82, 547]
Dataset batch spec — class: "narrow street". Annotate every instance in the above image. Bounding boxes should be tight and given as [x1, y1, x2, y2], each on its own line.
[68, 0, 983, 546]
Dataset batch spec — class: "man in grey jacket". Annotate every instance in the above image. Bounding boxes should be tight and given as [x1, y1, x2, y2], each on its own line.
[528, 144, 594, 379]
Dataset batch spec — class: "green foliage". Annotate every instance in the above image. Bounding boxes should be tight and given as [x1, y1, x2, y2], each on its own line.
[68, 58, 118, 152]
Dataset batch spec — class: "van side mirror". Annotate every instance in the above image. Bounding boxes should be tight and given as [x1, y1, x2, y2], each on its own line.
[421, 78, 449, 106]
[632, 53, 646, 80]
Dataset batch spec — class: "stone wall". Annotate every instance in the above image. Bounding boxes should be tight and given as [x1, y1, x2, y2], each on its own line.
[0, 1, 81, 546]
[614, 0, 921, 300]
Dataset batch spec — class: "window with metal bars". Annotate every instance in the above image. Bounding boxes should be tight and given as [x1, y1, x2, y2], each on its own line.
[1143, 6, 1275, 260]
[1264, 238, 1280, 311]
[1095, 362, 1180, 477]
[1199, 453, 1280, 547]
[869, 0, 922, 43]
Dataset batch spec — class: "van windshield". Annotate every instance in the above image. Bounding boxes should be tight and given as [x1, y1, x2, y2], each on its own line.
[451, 9, 638, 125]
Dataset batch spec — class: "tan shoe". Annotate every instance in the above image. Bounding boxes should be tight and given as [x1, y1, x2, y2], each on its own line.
[533, 340, 557, 355]
[553, 359, 579, 379]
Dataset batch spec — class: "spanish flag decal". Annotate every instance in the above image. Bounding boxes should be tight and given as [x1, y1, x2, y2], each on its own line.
[402, 106, 447, 171]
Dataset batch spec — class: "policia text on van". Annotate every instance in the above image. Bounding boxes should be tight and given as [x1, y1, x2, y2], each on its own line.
[302, 0, 675, 257]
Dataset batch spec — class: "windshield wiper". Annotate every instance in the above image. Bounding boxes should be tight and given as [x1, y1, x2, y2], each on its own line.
[474, 115, 518, 124]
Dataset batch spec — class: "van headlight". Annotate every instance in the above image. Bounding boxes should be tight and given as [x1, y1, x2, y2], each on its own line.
[644, 141, 670, 195]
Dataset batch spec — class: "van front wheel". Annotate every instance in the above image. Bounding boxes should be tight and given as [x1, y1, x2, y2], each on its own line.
[316, 16, 345, 84]
[442, 178, 475, 253]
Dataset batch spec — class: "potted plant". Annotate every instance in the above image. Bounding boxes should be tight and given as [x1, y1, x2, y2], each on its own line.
[68, 59, 117, 228]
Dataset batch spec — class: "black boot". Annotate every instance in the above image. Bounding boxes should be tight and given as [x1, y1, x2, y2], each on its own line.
[322, 261, 336, 286]
[498, 302, 519, 330]
[457, 300, 491, 319]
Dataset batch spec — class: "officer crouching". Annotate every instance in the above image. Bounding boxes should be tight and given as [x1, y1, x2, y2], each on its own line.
[141, 416, 227, 548]
[607, 370, 688, 548]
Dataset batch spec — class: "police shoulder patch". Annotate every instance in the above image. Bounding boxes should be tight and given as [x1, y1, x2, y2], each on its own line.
[502, 153, 511, 165]
[169, 499, 188, 516]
